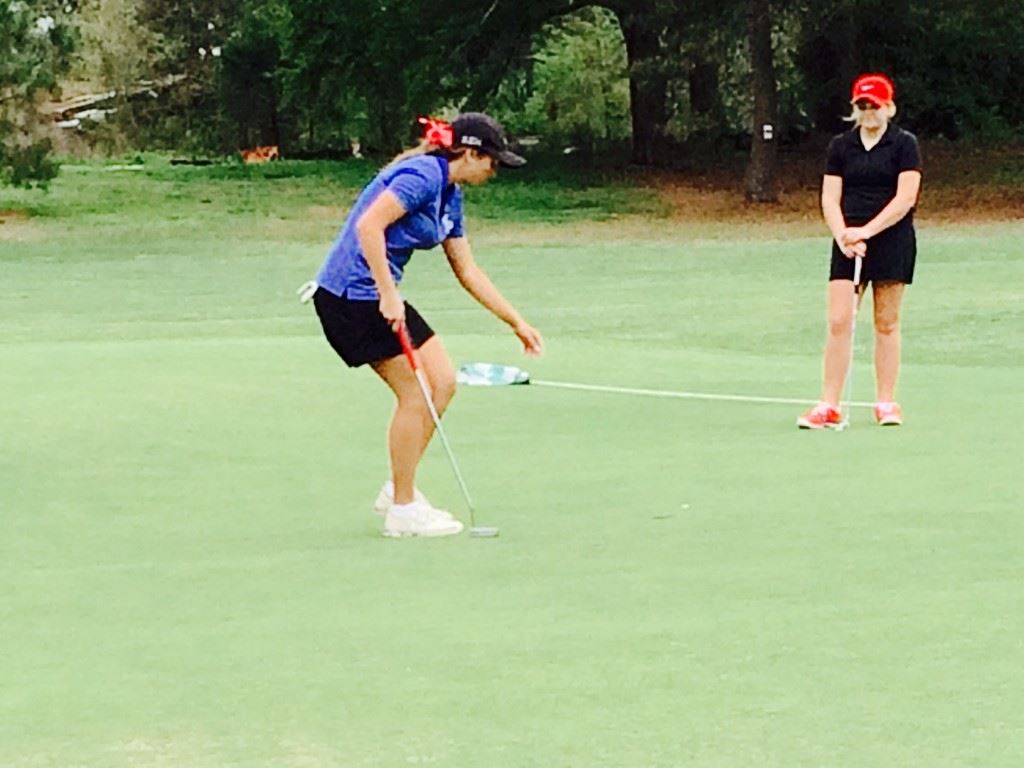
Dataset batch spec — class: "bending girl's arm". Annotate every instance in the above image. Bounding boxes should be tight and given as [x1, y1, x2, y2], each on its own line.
[846, 170, 922, 241]
[442, 237, 543, 355]
[355, 190, 407, 327]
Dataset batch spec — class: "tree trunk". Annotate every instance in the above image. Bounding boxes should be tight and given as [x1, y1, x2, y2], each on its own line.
[745, 0, 779, 203]
[618, 7, 669, 166]
[688, 56, 719, 118]
[267, 76, 281, 148]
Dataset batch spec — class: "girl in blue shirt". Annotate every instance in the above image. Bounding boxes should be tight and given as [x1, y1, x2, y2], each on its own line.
[308, 113, 543, 538]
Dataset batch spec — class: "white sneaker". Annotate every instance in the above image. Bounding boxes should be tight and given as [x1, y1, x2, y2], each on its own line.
[383, 501, 463, 538]
[373, 482, 453, 520]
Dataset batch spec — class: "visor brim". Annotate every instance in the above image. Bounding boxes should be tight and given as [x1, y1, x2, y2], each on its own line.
[851, 94, 888, 108]
[496, 150, 527, 168]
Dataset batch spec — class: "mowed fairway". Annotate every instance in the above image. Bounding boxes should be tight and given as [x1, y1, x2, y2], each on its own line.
[2, 162, 1023, 767]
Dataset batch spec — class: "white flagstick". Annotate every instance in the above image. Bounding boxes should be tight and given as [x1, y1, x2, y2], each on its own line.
[456, 363, 875, 408]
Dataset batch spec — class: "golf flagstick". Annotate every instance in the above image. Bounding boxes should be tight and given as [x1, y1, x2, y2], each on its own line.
[837, 255, 864, 431]
[395, 324, 497, 537]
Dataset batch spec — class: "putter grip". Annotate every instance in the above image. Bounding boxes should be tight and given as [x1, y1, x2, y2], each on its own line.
[396, 323, 418, 370]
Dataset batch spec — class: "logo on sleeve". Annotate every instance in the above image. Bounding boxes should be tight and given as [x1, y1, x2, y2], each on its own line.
[441, 214, 455, 237]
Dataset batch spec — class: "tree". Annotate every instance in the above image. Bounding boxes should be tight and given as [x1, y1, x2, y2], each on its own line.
[745, 0, 778, 202]
[614, 0, 672, 164]
[286, 0, 438, 154]
[73, 0, 160, 150]
[502, 8, 630, 152]
[795, 0, 1024, 139]
[135, 0, 238, 152]
[220, 1, 291, 150]
[0, 1, 75, 186]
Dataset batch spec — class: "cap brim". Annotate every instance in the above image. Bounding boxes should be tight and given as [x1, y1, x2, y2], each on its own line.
[496, 150, 526, 168]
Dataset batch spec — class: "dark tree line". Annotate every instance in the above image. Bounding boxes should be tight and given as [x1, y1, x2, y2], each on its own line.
[5, 0, 1024, 193]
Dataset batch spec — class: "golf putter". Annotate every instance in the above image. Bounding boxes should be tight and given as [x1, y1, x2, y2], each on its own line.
[395, 324, 498, 538]
[835, 255, 864, 431]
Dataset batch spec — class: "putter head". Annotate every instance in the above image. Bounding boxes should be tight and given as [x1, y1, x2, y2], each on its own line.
[469, 526, 500, 538]
[831, 420, 850, 432]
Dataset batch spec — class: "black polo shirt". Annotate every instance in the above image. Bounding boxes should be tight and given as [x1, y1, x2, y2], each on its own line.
[825, 124, 922, 224]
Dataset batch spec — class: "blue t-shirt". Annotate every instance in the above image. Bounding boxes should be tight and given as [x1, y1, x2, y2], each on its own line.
[316, 155, 465, 299]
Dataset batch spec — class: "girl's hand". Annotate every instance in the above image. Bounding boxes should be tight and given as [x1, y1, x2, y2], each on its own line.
[514, 321, 544, 357]
[378, 291, 406, 331]
[841, 239, 867, 259]
[841, 226, 871, 246]
[838, 228, 867, 259]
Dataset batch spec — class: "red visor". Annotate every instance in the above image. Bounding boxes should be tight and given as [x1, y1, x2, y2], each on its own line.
[851, 73, 894, 106]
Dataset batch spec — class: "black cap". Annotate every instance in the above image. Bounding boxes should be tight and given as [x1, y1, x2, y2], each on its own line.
[451, 112, 526, 168]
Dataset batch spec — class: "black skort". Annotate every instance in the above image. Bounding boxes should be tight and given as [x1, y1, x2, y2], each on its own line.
[830, 216, 916, 284]
[313, 287, 434, 368]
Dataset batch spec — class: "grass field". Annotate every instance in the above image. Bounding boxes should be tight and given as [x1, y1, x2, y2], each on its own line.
[2, 159, 1023, 767]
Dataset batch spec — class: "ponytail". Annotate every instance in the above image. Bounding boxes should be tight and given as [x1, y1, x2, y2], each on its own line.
[387, 116, 465, 167]
[388, 139, 441, 166]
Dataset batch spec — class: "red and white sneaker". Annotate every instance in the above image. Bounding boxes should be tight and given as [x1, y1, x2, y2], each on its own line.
[797, 402, 843, 429]
[874, 402, 903, 426]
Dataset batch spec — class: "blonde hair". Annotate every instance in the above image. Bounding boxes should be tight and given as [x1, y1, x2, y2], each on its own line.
[843, 101, 897, 126]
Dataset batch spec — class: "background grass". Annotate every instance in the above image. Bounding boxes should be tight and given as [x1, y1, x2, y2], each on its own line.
[2, 160, 1023, 767]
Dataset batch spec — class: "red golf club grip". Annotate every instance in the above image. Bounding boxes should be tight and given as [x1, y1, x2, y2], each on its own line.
[396, 323, 418, 370]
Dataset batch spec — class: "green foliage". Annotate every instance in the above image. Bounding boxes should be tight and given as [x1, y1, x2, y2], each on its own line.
[795, 0, 1024, 139]
[219, 3, 289, 149]
[71, 0, 161, 154]
[73, 0, 158, 91]
[15, 0, 1024, 165]
[0, 137, 58, 186]
[902, 0, 1024, 140]
[0, 0, 75, 186]
[284, 0, 440, 155]
[496, 8, 631, 151]
[128, 0, 236, 153]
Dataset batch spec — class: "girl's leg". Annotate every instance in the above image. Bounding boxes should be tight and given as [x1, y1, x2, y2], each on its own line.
[370, 336, 456, 505]
[821, 279, 857, 406]
[872, 281, 905, 402]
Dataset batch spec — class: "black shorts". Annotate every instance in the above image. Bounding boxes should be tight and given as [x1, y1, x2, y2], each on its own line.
[830, 218, 916, 284]
[312, 287, 435, 368]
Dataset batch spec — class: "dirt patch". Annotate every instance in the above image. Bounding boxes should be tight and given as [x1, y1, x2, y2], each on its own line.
[648, 178, 1023, 226]
[0, 210, 43, 242]
[643, 141, 1024, 224]
[653, 181, 822, 223]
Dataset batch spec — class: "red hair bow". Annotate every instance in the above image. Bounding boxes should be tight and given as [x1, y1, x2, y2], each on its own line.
[418, 116, 453, 148]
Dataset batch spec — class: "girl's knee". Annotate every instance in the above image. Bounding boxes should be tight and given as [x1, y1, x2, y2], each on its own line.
[875, 316, 900, 337]
[396, 395, 430, 418]
[874, 306, 901, 337]
[827, 314, 852, 337]
[432, 368, 457, 409]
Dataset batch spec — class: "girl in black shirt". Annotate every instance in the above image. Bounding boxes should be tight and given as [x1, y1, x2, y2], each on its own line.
[798, 73, 922, 429]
